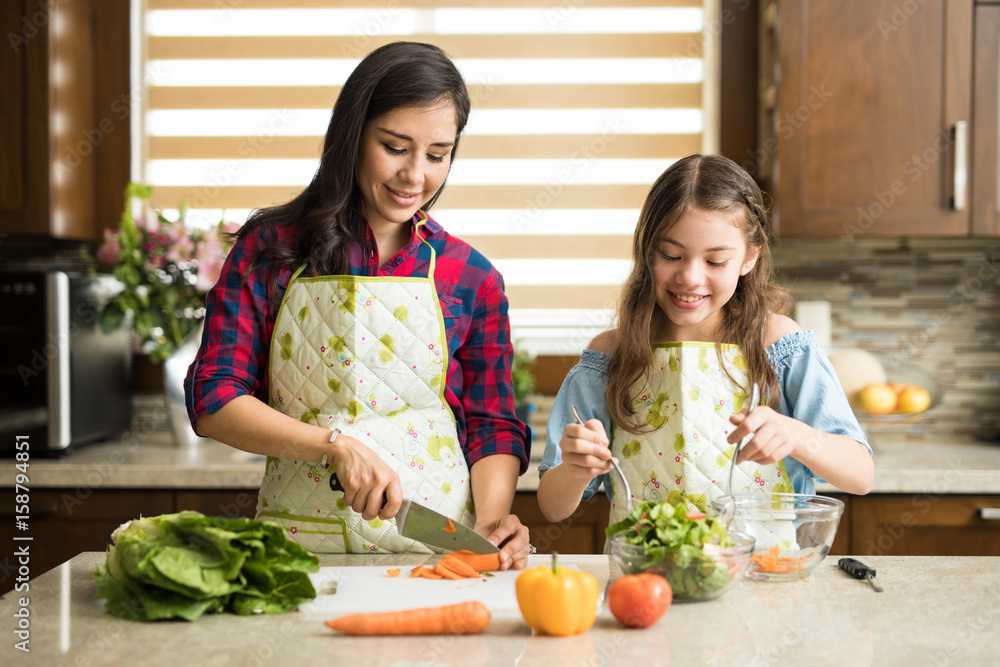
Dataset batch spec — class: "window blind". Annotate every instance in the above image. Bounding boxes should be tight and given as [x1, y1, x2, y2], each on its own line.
[141, 0, 714, 356]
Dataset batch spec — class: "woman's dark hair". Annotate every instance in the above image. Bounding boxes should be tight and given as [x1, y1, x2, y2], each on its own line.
[237, 42, 470, 285]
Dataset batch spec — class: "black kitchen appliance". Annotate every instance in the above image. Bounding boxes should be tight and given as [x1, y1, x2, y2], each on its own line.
[0, 270, 133, 457]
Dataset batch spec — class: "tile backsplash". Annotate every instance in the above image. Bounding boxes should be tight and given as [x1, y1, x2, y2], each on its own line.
[773, 238, 1000, 441]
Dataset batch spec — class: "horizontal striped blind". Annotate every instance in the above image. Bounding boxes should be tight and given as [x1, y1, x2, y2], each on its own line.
[141, 0, 713, 355]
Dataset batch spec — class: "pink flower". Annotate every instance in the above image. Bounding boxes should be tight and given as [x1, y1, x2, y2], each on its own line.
[195, 233, 225, 291]
[136, 207, 160, 234]
[95, 229, 120, 266]
[166, 234, 195, 265]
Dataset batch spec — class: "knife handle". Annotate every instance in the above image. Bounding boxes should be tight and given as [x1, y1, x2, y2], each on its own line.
[328, 472, 388, 508]
[838, 557, 876, 580]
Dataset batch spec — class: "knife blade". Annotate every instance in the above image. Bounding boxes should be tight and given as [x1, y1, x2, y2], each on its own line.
[395, 500, 499, 554]
[838, 558, 883, 592]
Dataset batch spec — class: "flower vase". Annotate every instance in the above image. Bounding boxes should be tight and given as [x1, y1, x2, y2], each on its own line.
[163, 321, 204, 447]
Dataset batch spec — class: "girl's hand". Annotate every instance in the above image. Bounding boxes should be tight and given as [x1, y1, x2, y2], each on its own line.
[328, 433, 403, 521]
[727, 405, 797, 465]
[558, 419, 614, 481]
[475, 514, 532, 570]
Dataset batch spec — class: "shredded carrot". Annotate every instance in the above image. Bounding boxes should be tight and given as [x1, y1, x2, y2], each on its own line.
[441, 518, 457, 534]
[386, 568, 401, 577]
[751, 545, 812, 573]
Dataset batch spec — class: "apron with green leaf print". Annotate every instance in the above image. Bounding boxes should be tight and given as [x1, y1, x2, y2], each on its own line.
[608, 342, 794, 531]
[257, 221, 473, 553]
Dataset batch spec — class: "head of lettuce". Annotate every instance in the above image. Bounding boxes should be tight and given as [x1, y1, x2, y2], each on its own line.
[94, 511, 319, 621]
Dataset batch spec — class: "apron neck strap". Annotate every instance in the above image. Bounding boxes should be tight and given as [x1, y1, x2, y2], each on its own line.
[413, 210, 437, 280]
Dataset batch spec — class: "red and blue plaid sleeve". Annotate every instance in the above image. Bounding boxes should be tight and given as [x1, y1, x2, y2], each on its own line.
[423, 220, 531, 474]
[184, 225, 287, 431]
[456, 268, 531, 474]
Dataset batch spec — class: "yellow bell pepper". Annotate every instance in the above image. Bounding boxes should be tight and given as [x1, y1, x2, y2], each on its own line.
[515, 552, 599, 636]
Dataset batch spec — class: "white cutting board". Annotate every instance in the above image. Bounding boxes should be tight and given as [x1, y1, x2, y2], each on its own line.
[300, 564, 577, 618]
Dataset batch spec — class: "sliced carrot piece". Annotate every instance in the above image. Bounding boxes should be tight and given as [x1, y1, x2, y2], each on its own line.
[446, 550, 502, 573]
[420, 569, 443, 579]
[439, 556, 479, 579]
[441, 518, 457, 534]
[433, 563, 464, 580]
[387, 569, 401, 577]
[409, 564, 425, 578]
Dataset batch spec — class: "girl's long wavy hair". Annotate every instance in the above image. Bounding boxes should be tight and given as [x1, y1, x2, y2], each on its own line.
[236, 42, 470, 290]
[606, 154, 792, 434]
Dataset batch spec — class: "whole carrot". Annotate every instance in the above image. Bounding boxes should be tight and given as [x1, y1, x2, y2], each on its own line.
[325, 601, 490, 635]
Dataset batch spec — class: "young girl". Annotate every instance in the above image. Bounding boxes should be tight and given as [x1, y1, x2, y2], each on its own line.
[186, 42, 532, 568]
[537, 154, 873, 530]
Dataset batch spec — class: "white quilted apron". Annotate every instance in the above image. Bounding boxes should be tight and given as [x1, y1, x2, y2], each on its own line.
[257, 225, 474, 553]
[608, 342, 794, 531]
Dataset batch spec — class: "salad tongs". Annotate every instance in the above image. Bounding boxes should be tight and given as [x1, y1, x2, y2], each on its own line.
[571, 405, 632, 513]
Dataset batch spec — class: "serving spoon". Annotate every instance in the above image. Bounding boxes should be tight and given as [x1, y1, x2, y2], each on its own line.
[712, 381, 761, 526]
[571, 405, 633, 514]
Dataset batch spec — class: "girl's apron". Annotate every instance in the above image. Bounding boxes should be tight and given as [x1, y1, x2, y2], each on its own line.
[608, 343, 794, 532]
[257, 218, 473, 553]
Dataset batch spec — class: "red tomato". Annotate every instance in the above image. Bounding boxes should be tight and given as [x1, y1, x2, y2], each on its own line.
[607, 573, 672, 628]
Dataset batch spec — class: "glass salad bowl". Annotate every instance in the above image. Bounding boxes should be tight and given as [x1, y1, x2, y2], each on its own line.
[730, 493, 844, 582]
[608, 529, 755, 602]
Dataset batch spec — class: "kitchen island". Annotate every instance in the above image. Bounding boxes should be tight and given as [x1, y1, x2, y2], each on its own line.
[1, 552, 997, 666]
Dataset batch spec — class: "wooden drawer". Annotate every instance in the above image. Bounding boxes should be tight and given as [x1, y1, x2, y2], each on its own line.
[0, 489, 174, 595]
[851, 494, 1000, 556]
[512, 492, 610, 555]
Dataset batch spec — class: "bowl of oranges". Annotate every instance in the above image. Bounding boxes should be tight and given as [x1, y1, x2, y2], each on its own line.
[827, 348, 942, 421]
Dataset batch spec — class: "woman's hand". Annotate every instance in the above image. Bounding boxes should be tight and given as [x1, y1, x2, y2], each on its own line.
[558, 419, 614, 481]
[727, 405, 797, 465]
[328, 433, 403, 521]
[475, 514, 532, 570]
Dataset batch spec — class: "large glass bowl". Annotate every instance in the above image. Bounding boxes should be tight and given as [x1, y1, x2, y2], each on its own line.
[608, 530, 755, 602]
[730, 493, 844, 582]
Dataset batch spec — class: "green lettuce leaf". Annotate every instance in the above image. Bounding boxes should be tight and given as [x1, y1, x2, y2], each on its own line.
[94, 511, 319, 622]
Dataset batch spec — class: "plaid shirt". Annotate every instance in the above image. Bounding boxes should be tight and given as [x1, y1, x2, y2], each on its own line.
[185, 213, 531, 473]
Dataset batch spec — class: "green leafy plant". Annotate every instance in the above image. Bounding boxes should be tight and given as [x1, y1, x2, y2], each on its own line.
[511, 341, 536, 407]
[93, 511, 319, 621]
[87, 183, 237, 362]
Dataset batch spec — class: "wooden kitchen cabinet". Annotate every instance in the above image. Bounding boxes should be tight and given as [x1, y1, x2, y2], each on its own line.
[0, 1, 130, 242]
[175, 489, 616, 556]
[0, 488, 174, 595]
[972, 4, 1000, 235]
[762, 0, 985, 237]
[851, 494, 1000, 556]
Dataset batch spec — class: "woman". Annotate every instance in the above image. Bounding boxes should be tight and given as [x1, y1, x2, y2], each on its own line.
[186, 42, 533, 569]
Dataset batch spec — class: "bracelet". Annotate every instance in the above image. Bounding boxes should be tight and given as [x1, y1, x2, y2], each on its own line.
[329, 428, 341, 444]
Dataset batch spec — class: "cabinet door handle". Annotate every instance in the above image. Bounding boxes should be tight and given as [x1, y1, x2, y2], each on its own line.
[952, 120, 968, 211]
[979, 507, 1000, 520]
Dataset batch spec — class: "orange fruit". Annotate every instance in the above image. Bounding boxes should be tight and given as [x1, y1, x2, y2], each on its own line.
[857, 383, 898, 415]
[897, 386, 931, 414]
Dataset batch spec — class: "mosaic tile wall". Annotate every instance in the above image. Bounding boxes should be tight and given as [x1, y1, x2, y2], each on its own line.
[773, 238, 1000, 442]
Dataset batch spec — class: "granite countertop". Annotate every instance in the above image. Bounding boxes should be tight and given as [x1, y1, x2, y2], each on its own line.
[1, 551, 998, 666]
[4, 428, 1000, 494]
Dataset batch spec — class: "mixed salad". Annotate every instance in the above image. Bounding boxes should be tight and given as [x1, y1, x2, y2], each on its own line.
[606, 499, 744, 600]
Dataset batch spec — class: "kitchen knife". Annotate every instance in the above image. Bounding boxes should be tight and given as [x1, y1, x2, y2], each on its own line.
[395, 500, 499, 554]
[838, 558, 883, 592]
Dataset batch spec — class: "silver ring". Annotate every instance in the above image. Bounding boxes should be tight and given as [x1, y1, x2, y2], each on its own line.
[528, 543, 537, 554]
